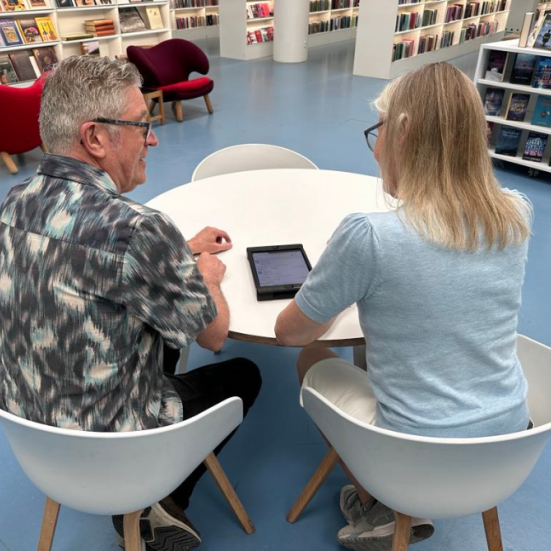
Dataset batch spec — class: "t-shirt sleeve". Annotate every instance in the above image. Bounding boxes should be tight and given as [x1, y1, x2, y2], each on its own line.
[121, 212, 216, 349]
[295, 213, 380, 323]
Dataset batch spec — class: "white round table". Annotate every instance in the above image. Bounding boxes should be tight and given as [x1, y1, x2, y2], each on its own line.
[147, 169, 392, 346]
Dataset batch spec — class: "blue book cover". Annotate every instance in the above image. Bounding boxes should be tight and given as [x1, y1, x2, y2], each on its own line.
[534, 14, 551, 50]
[531, 96, 551, 127]
[523, 132, 548, 162]
[0, 19, 24, 47]
[495, 126, 522, 157]
[532, 57, 551, 89]
[505, 93, 530, 122]
[483, 88, 504, 116]
[509, 53, 537, 86]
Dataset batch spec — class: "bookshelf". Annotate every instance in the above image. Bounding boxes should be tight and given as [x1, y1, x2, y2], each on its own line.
[475, 39, 551, 174]
[170, 0, 219, 41]
[353, 0, 511, 80]
[219, 0, 274, 60]
[308, 0, 360, 48]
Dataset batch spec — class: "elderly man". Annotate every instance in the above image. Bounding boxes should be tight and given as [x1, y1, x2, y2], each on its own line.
[0, 56, 261, 551]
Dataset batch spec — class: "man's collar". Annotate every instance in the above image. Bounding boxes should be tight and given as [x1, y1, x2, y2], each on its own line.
[37, 154, 120, 195]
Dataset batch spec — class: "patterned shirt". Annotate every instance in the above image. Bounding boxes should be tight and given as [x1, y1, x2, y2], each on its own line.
[0, 154, 216, 432]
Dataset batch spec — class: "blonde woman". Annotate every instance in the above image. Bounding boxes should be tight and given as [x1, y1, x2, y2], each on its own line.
[275, 62, 532, 550]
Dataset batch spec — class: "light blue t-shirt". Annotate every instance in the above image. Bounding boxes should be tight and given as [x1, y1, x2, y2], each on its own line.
[295, 207, 530, 438]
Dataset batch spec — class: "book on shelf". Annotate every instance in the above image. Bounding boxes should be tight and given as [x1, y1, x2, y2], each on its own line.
[509, 54, 537, 86]
[17, 18, 43, 43]
[532, 56, 551, 89]
[55, 0, 76, 7]
[522, 131, 548, 162]
[144, 6, 163, 30]
[80, 39, 99, 55]
[527, 9, 547, 48]
[8, 50, 39, 80]
[35, 16, 58, 41]
[84, 18, 116, 35]
[118, 8, 146, 33]
[531, 95, 551, 128]
[533, 12, 551, 50]
[0, 0, 27, 11]
[495, 126, 522, 156]
[61, 32, 95, 40]
[75, 0, 99, 6]
[0, 54, 19, 83]
[32, 45, 56, 72]
[505, 93, 530, 122]
[483, 88, 504, 116]
[0, 19, 24, 46]
[519, 12, 536, 48]
[484, 50, 508, 82]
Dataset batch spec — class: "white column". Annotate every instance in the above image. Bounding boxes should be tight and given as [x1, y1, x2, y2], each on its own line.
[273, 0, 309, 63]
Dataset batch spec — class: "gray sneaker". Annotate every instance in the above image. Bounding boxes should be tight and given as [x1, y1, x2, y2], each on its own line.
[338, 500, 434, 551]
[340, 485, 376, 525]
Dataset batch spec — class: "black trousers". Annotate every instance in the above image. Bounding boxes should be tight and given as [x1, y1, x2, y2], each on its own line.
[163, 345, 262, 510]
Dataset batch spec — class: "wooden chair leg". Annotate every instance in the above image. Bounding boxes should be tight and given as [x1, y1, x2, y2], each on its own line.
[123, 509, 145, 551]
[392, 511, 412, 551]
[204, 94, 213, 114]
[148, 100, 156, 115]
[1, 151, 18, 174]
[482, 507, 504, 551]
[173, 101, 183, 122]
[39, 143, 49, 153]
[37, 498, 60, 551]
[286, 446, 340, 524]
[158, 99, 165, 126]
[204, 452, 255, 534]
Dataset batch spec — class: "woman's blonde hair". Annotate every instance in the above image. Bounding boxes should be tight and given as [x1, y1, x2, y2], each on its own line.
[373, 62, 531, 251]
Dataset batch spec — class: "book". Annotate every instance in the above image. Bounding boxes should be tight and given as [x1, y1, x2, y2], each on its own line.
[9, 50, 38, 80]
[144, 6, 163, 29]
[522, 131, 548, 162]
[27, 0, 47, 7]
[61, 32, 95, 40]
[527, 9, 546, 48]
[509, 54, 537, 86]
[533, 13, 551, 50]
[35, 16, 58, 41]
[0, 19, 24, 45]
[532, 57, 551, 89]
[32, 46, 57, 73]
[17, 18, 42, 43]
[0, 0, 27, 11]
[531, 96, 551, 128]
[505, 93, 530, 122]
[519, 12, 536, 48]
[54, 0, 76, 7]
[483, 88, 504, 116]
[118, 8, 146, 33]
[80, 39, 99, 55]
[75, 0, 97, 5]
[484, 50, 508, 82]
[28, 54, 40, 76]
[0, 54, 19, 83]
[495, 126, 522, 156]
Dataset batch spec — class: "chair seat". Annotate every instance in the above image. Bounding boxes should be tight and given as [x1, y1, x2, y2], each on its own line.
[158, 77, 214, 101]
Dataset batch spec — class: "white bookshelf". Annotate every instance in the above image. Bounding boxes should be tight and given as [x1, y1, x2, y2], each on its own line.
[307, 0, 360, 48]
[219, 0, 274, 60]
[475, 39, 551, 174]
[170, 1, 219, 41]
[353, 0, 511, 80]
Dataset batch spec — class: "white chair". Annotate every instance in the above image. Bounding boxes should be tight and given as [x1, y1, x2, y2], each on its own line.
[191, 144, 318, 181]
[290, 335, 551, 551]
[0, 397, 255, 551]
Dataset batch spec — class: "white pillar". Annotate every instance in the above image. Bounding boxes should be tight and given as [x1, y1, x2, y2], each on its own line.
[273, 0, 309, 63]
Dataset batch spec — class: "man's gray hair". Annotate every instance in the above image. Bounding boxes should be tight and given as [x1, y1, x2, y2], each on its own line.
[39, 56, 143, 154]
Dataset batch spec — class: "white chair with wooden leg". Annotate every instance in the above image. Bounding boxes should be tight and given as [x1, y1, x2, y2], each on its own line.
[0, 397, 255, 551]
[290, 335, 551, 551]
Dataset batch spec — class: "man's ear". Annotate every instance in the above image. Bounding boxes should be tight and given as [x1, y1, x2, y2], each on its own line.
[79, 122, 107, 160]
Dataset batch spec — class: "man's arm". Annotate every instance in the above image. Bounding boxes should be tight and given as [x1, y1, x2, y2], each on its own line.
[275, 300, 335, 347]
[195, 252, 229, 352]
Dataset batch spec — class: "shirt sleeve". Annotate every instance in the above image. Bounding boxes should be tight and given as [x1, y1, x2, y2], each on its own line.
[121, 212, 217, 349]
[295, 213, 381, 323]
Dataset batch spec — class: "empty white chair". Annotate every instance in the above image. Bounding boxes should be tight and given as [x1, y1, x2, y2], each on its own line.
[191, 144, 318, 181]
[293, 335, 551, 550]
[0, 397, 255, 551]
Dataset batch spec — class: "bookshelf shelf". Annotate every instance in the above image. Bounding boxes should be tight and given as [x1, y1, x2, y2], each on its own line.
[120, 27, 169, 36]
[307, 0, 360, 47]
[171, 1, 219, 41]
[0, 9, 54, 16]
[56, 5, 116, 12]
[476, 39, 551, 174]
[61, 33, 117, 43]
[247, 16, 273, 23]
[0, 41, 59, 52]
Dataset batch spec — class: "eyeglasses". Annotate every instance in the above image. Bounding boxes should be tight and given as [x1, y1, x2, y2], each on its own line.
[364, 121, 384, 152]
[92, 117, 152, 142]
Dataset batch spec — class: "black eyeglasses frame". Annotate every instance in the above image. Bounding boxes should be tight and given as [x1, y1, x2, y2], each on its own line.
[91, 117, 152, 142]
[364, 121, 384, 152]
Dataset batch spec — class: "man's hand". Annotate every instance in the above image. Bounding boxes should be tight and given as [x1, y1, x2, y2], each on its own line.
[196, 252, 226, 287]
[188, 226, 232, 255]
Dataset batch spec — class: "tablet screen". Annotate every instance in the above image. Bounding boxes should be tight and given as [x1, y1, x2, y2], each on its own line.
[252, 250, 310, 287]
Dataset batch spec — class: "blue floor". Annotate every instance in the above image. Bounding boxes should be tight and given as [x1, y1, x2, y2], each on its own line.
[0, 41, 550, 551]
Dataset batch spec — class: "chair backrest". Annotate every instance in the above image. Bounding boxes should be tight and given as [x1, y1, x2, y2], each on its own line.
[127, 39, 210, 88]
[191, 144, 319, 181]
[0, 76, 46, 154]
[302, 335, 551, 520]
[0, 397, 242, 516]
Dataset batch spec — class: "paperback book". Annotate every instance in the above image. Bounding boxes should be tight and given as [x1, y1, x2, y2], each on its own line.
[522, 131, 548, 162]
[35, 16, 58, 42]
[0, 54, 19, 84]
[531, 95, 551, 128]
[17, 18, 42, 43]
[495, 126, 522, 157]
[144, 6, 163, 29]
[532, 56, 551, 89]
[533, 13, 551, 50]
[0, 18, 24, 46]
[80, 40, 100, 55]
[32, 46, 57, 73]
[483, 88, 504, 117]
[484, 50, 508, 82]
[119, 8, 146, 33]
[0, 0, 27, 11]
[509, 53, 537, 86]
[9, 50, 39, 80]
[505, 93, 530, 122]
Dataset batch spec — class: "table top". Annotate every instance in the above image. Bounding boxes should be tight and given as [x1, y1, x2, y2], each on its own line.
[146, 169, 392, 346]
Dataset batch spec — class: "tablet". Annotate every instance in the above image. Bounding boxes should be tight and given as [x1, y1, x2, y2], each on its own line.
[247, 244, 312, 301]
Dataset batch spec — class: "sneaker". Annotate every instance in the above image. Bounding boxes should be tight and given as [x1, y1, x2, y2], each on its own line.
[340, 485, 376, 525]
[113, 497, 201, 551]
[337, 500, 434, 551]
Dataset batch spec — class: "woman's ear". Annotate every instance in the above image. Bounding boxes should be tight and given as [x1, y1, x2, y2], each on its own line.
[398, 115, 408, 147]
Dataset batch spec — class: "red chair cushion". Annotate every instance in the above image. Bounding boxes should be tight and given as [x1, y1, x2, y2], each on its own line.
[158, 77, 214, 101]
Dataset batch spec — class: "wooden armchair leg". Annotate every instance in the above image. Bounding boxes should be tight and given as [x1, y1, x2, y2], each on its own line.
[392, 511, 412, 551]
[204, 452, 255, 534]
[39, 143, 49, 153]
[173, 101, 183, 122]
[204, 94, 213, 114]
[148, 100, 156, 115]
[286, 446, 340, 524]
[37, 498, 60, 551]
[123, 509, 145, 551]
[158, 99, 165, 126]
[1, 151, 18, 174]
[482, 507, 504, 551]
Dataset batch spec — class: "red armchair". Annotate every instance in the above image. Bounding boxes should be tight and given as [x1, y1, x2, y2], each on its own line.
[0, 76, 47, 174]
[127, 39, 214, 123]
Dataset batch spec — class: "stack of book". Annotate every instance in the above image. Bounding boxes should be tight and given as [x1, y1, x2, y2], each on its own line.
[85, 18, 116, 36]
[246, 25, 273, 44]
[445, 4, 464, 23]
[418, 34, 438, 54]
